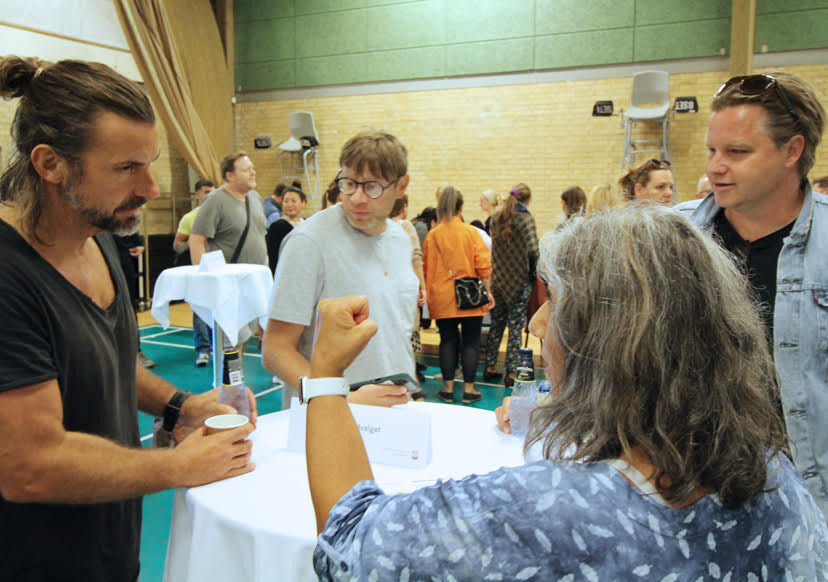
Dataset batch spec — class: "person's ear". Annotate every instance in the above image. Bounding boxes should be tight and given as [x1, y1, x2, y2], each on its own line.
[395, 174, 410, 197]
[783, 134, 805, 170]
[30, 144, 69, 186]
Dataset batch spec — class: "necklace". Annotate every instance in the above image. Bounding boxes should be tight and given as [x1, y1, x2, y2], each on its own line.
[372, 240, 389, 277]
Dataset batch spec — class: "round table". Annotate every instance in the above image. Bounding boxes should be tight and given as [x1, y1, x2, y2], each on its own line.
[163, 402, 525, 582]
[150, 263, 273, 387]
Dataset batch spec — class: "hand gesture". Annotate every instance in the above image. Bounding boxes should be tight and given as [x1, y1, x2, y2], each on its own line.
[174, 387, 258, 443]
[310, 296, 378, 378]
[495, 396, 512, 434]
[417, 285, 427, 307]
[174, 423, 255, 487]
[349, 383, 409, 407]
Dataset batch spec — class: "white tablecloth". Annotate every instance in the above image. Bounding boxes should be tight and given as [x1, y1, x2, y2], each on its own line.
[150, 264, 273, 345]
[163, 402, 525, 582]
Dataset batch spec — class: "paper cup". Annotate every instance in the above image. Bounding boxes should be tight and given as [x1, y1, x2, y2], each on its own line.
[204, 413, 249, 435]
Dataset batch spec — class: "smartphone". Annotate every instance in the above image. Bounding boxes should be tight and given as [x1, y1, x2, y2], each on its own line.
[349, 373, 420, 392]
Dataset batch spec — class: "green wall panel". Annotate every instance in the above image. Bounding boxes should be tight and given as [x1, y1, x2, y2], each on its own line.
[294, 1, 444, 59]
[236, 0, 294, 23]
[234, 0, 825, 90]
[635, 0, 730, 25]
[296, 0, 416, 15]
[758, 0, 828, 13]
[535, 29, 634, 69]
[445, 0, 535, 43]
[445, 39, 533, 76]
[237, 60, 296, 92]
[236, 19, 296, 64]
[536, 0, 634, 34]
[634, 18, 730, 61]
[756, 10, 828, 51]
[295, 47, 445, 86]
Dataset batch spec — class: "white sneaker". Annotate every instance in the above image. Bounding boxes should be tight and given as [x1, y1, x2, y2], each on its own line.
[195, 352, 210, 367]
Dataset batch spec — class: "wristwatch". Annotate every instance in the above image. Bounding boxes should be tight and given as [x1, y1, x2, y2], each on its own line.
[162, 390, 193, 432]
[298, 376, 349, 404]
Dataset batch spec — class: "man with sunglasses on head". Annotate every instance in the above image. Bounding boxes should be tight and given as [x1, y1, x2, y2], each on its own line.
[262, 131, 419, 409]
[676, 72, 827, 519]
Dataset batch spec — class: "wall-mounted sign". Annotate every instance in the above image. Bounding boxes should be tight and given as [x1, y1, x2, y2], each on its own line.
[254, 136, 272, 149]
[674, 97, 698, 113]
[592, 100, 614, 116]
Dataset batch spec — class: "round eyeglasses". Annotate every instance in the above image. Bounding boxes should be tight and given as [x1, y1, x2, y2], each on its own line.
[336, 176, 399, 199]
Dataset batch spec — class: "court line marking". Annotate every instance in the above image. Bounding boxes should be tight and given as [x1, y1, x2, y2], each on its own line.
[140, 338, 263, 359]
[140, 328, 190, 339]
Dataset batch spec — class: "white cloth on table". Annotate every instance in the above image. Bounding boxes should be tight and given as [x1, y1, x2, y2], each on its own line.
[163, 402, 524, 582]
[150, 264, 273, 345]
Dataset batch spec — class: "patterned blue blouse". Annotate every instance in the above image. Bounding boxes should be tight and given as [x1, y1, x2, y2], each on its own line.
[315, 454, 827, 580]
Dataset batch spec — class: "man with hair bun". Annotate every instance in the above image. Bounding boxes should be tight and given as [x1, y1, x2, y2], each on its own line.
[676, 71, 828, 518]
[0, 56, 255, 580]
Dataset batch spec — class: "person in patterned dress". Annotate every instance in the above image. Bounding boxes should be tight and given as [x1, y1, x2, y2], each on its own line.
[483, 185, 539, 387]
[303, 204, 827, 581]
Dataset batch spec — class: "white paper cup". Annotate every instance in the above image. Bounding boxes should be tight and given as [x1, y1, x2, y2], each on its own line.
[204, 413, 249, 435]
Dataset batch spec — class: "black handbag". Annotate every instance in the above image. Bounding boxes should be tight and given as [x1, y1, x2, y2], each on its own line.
[433, 237, 490, 310]
[454, 277, 489, 309]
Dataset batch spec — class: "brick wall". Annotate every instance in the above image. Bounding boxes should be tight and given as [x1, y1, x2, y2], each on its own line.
[236, 64, 828, 236]
[2, 64, 826, 239]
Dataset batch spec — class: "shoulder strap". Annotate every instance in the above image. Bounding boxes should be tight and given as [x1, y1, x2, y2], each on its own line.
[229, 195, 251, 264]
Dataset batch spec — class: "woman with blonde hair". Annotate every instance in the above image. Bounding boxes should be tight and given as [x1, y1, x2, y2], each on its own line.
[586, 183, 621, 215]
[479, 189, 500, 233]
[423, 186, 494, 403]
[618, 158, 674, 204]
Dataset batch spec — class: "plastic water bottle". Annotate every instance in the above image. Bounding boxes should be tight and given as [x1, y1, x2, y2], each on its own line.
[509, 348, 537, 437]
[219, 349, 251, 419]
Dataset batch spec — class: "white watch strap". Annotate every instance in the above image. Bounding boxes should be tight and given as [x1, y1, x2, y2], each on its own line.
[300, 376, 349, 403]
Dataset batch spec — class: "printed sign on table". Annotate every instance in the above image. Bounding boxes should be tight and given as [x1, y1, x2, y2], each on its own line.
[286, 398, 432, 469]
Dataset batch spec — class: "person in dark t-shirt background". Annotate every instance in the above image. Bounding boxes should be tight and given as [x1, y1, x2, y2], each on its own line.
[0, 56, 257, 581]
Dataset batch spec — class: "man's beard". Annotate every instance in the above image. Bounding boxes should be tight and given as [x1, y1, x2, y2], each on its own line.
[61, 181, 145, 236]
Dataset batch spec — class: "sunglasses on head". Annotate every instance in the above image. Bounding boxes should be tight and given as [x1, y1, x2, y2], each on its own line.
[715, 74, 801, 124]
[644, 158, 671, 169]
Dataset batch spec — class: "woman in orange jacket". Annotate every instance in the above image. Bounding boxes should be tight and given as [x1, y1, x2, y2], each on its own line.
[423, 186, 495, 403]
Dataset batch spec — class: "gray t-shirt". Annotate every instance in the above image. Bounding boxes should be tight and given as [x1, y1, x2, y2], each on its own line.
[269, 205, 419, 406]
[191, 185, 267, 265]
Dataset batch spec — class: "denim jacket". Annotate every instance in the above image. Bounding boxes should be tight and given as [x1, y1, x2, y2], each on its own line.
[675, 184, 828, 518]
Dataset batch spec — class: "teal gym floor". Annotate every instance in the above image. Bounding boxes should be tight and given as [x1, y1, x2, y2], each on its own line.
[136, 323, 515, 581]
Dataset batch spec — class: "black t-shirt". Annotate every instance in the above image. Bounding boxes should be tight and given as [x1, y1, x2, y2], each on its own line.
[0, 221, 141, 581]
[266, 218, 295, 274]
[712, 210, 795, 339]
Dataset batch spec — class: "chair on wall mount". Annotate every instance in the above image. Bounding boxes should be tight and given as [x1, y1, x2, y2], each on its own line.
[278, 111, 321, 206]
[621, 71, 671, 168]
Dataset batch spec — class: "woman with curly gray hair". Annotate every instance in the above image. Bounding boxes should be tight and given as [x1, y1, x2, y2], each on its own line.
[304, 204, 826, 581]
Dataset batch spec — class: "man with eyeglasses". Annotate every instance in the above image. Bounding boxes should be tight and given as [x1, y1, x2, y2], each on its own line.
[676, 72, 827, 519]
[262, 131, 419, 409]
